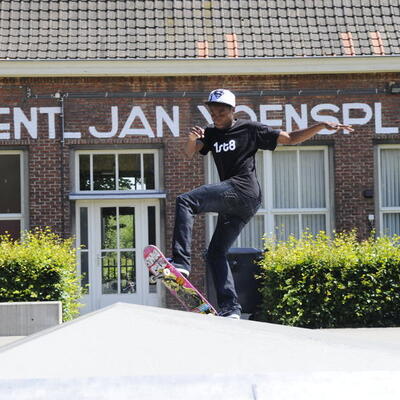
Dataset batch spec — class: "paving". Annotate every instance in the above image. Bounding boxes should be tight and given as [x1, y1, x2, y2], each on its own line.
[0, 336, 25, 348]
[0, 302, 399, 399]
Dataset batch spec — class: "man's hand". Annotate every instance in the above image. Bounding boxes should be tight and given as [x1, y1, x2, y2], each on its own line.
[321, 122, 354, 133]
[188, 126, 205, 141]
[184, 126, 205, 158]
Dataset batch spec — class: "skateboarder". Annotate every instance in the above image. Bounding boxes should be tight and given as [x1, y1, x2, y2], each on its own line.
[171, 88, 353, 319]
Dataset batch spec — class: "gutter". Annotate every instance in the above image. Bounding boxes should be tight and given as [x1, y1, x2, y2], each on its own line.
[0, 56, 399, 77]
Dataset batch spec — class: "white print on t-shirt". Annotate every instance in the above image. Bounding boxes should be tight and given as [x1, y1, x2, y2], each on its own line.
[213, 139, 236, 153]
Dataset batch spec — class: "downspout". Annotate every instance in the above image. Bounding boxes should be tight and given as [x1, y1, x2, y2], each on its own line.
[55, 92, 66, 238]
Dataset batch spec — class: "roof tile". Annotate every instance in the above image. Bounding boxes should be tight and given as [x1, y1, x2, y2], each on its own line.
[0, 0, 398, 60]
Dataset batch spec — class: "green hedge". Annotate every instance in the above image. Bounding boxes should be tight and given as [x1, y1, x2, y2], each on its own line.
[257, 231, 400, 328]
[0, 228, 83, 321]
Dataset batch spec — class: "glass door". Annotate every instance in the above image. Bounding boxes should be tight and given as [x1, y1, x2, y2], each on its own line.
[76, 199, 161, 313]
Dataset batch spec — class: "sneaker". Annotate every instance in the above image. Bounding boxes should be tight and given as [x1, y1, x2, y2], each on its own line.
[225, 313, 240, 320]
[167, 258, 190, 278]
[218, 308, 241, 319]
[176, 267, 189, 278]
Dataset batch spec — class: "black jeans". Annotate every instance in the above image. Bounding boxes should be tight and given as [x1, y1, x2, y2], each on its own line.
[172, 180, 261, 311]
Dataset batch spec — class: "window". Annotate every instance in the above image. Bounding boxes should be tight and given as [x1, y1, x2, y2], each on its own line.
[270, 147, 330, 241]
[206, 146, 331, 248]
[378, 146, 400, 236]
[100, 206, 136, 295]
[76, 150, 158, 192]
[0, 151, 25, 240]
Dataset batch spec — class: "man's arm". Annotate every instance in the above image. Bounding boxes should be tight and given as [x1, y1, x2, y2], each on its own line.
[277, 122, 354, 145]
[184, 126, 205, 158]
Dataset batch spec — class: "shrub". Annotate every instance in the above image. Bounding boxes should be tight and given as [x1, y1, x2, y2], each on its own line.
[257, 231, 400, 328]
[0, 228, 83, 321]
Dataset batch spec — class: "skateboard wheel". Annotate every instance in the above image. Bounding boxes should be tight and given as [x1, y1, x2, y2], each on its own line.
[163, 268, 171, 277]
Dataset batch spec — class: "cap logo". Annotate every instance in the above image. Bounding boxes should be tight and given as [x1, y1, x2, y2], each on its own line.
[210, 90, 224, 101]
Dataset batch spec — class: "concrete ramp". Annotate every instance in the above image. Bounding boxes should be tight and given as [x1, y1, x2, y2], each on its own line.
[0, 302, 399, 399]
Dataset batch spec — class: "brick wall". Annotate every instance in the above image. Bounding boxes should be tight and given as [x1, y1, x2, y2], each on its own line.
[0, 73, 399, 308]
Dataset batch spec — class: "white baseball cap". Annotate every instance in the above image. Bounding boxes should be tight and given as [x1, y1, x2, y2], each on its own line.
[205, 89, 236, 108]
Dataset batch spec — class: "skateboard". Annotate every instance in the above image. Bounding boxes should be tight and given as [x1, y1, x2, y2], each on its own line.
[143, 245, 217, 315]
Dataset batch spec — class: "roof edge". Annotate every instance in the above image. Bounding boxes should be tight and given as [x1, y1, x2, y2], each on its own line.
[0, 56, 399, 77]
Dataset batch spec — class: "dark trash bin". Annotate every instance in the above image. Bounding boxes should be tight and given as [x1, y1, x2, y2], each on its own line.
[206, 247, 264, 316]
[227, 248, 264, 315]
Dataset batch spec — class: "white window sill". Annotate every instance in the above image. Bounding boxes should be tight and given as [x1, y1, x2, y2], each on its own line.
[69, 191, 167, 200]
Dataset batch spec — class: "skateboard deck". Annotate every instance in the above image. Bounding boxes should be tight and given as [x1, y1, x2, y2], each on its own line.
[143, 245, 217, 315]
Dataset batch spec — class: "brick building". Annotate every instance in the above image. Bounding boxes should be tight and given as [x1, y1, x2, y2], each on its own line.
[0, 1, 399, 313]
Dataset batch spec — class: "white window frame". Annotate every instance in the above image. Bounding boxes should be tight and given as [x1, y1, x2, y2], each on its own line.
[206, 145, 332, 246]
[74, 149, 160, 194]
[264, 145, 331, 239]
[377, 144, 400, 236]
[0, 150, 27, 237]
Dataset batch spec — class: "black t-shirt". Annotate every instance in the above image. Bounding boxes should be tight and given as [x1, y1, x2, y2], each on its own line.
[199, 119, 280, 198]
